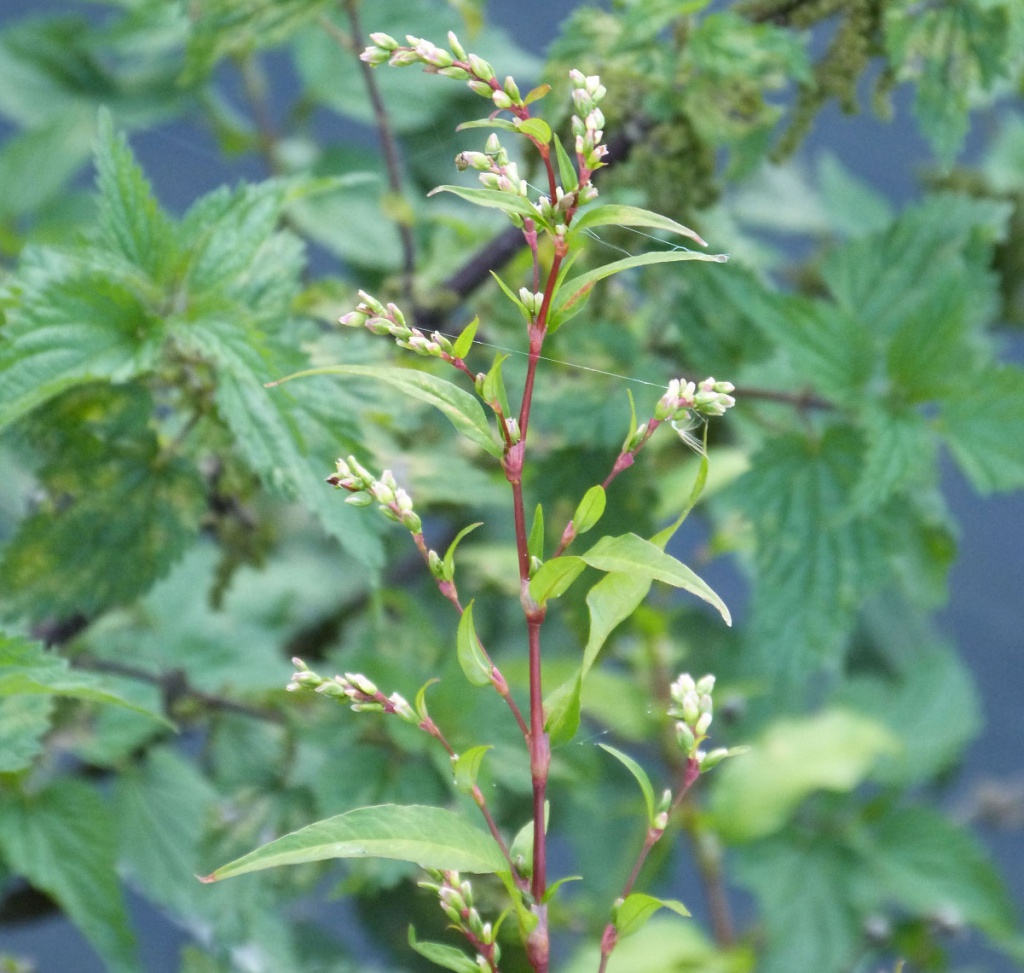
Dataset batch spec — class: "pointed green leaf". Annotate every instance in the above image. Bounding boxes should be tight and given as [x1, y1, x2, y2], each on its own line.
[451, 315, 479, 360]
[572, 485, 606, 535]
[544, 673, 582, 746]
[528, 503, 545, 560]
[457, 601, 492, 687]
[615, 893, 691, 939]
[497, 869, 540, 934]
[598, 744, 656, 824]
[528, 556, 586, 604]
[270, 363, 502, 458]
[553, 133, 579, 193]
[408, 926, 480, 973]
[480, 353, 511, 417]
[200, 804, 507, 881]
[453, 745, 493, 794]
[443, 522, 484, 580]
[427, 185, 539, 220]
[571, 203, 707, 247]
[415, 678, 440, 723]
[95, 108, 174, 279]
[0, 634, 172, 726]
[550, 250, 728, 333]
[0, 779, 138, 972]
[524, 83, 551, 105]
[518, 117, 552, 144]
[456, 117, 520, 134]
[580, 533, 731, 625]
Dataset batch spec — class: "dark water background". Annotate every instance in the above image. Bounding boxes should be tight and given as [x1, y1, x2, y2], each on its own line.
[0, 0, 1021, 969]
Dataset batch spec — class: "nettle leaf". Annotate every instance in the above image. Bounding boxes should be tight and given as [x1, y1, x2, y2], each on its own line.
[940, 364, 1024, 492]
[274, 363, 502, 458]
[0, 633, 171, 725]
[709, 709, 899, 842]
[0, 694, 53, 773]
[0, 272, 161, 431]
[864, 805, 1018, 941]
[550, 249, 729, 333]
[733, 834, 863, 973]
[580, 533, 731, 625]
[849, 406, 937, 512]
[615, 893, 691, 939]
[94, 108, 175, 280]
[201, 804, 508, 882]
[0, 779, 138, 973]
[884, 0, 1015, 165]
[0, 422, 207, 621]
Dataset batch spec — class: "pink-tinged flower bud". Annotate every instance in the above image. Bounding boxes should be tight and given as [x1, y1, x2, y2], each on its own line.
[365, 317, 392, 336]
[344, 491, 373, 507]
[491, 89, 513, 110]
[675, 721, 696, 752]
[357, 290, 385, 313]
[339, 310, 368, 328]
[468, 54, 494, 81]
[401, 509, 422, 533]
[695, 711, 712, 737]
[485, 133, 501, 154]
[696, 674, 716, 695]
[447, 31, 467, 60]
[360, 47, 390, 67]
[369, 32, 398, 50]
[437, 65, 470, 80]
[388, 49, 420, 67]
[503, 76, 521, 102]
[467, 79, 493, 98]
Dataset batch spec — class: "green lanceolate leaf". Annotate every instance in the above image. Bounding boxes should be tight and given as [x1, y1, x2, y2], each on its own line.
[453, 745, 492, 794]
[200, 804, 508, 881]
[517, 117, 552, 144]
[443, 522, 483, 580]
[570, 203, 707, 247]
[550, 249, 729, 333]
[580, 533, 731, 625]
[0, 779, 138, 973]
[408, 927, 480, 973]
[427, 185, 539, 221]
[270, 364, 502, 458]
[480, 352, 512, 417]
[489, 269, 531, 321]
[553, 133, 579, 193]
[456, 117, 520, 135]
[451, 315, 479, 359]
[572, 484, 606, 535]
[457, 601, 492, 687]
[709, 709, 899, 842]
[0, 634, 172, 725]
[528, 503, 545, 560]
[528, 556, 586, 604]
[615, 893, 691, 939]
[599, 744, 656, 824]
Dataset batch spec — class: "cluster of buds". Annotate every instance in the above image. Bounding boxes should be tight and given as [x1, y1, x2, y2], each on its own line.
[655, 377, 736, 423]
[667, 673, 731, 772]
[420, 871, 501, 971]
[456, 133, 529, 201]
[287, 658, 418, 724]
[569, 68, 608, 177]
[340, 291, 458, 362]
[361, 32, 524, 115]
[326, 456, 422, 534]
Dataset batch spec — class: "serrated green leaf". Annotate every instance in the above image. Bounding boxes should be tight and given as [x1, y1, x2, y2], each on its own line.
[408, 926, 480, 973]
[550, 249, 728, 333]
[451, 315, 479, 360]
[580, 533, 730, 625]
[552, 133, 579, 193]
[864, 805, 1017, 939]
[271, 363, 502, 458]
[201, 804, 507, 881]
[528, 503, 545, 560]
[518, 117, 552, 144]
[850, 407, 936, 512]
[0, 634, 172, 725]
[572, 485, 606, 535]
[709, 709, 899, 842]
[0, 693, 53, 773]
[427, 185, 540, 221]
[571, 203, 706, 247]
[529, 556, 586, 604]
[940, 364, 1024, 492]
[0, 779, 137, 972]
[615, 893, 691, 939]
[94, 108, 174, 279]
[443, 522, 483, 580]
[0, 273, 160, 431]
[457, 601, 492, 687]
[598, 744, 655, 824]
[453, 745, 492, 794]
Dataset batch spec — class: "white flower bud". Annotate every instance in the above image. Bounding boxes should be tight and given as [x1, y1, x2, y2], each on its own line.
[447, 30, 467, 60]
